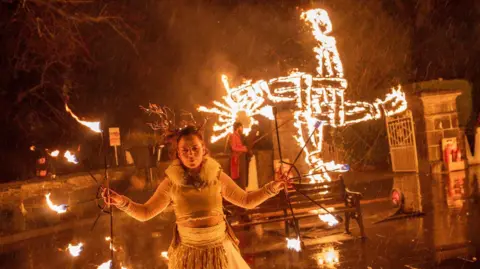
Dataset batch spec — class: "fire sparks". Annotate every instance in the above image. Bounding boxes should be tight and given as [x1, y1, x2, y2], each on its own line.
[316, 247, 339, 266]
[30, 145, 36, 151]
[45, 193, 68, 214]
[198, 75, 274, 143]
[65, 104, 101, 133]
[199, 8, 407, 183]
[286, 237, 302, 252]
[50, 150, 60, 157]
[64, 150, 78, 164]
[67, 243, 84, 257]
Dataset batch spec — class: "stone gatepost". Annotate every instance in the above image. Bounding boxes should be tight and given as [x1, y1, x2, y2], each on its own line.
[418, 89, 465, 173]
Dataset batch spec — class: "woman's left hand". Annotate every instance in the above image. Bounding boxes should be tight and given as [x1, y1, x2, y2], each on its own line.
[273, 164, 294, 191]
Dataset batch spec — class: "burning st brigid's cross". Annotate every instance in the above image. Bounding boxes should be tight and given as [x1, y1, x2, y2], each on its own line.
[199, 8, 407, 182]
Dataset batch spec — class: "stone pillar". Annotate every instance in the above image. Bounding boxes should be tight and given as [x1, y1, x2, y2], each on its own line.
[419, 90, 464, 172]
[391, 174, 423, 213]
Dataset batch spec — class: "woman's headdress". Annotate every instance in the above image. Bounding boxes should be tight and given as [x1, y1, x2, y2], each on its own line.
[140, 103, 207, 140]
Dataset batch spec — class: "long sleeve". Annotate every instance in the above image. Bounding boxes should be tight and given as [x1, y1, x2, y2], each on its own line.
[119, 177, 172, 222]
[230, 133, 248, 153]
[220, 172, 280, 209]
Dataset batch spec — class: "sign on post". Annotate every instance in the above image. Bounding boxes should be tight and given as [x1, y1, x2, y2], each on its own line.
[109, 127, 121, 166]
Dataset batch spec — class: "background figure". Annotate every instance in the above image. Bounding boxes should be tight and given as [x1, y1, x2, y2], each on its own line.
[246, 125, 260, 191]
[230, 122, 248, 189]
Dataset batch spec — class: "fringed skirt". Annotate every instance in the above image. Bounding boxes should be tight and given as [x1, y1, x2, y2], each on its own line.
[168, 222, 250, 269]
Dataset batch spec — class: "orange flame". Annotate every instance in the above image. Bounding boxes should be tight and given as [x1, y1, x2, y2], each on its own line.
[198, 8, 407, 182]
[45, 193, 68, 214]
[50, 150, 60, 157]
[65, 104, 101, 133]
[198, 75, 274, 143]
[105, 236, 116, 251]
[161, 251, 169, 260]
[97, 260, 111, 269]
[67, 243, 83, 257]
[64, 150, 78, 164]
[286, 237, 301, 252]
[309, 207, 339, 226]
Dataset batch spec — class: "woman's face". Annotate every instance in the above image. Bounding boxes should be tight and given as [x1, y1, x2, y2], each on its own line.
[177, 135, 205, 169]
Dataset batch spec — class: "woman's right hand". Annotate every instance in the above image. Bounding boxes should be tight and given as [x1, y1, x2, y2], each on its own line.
[101, 187, 126, 207]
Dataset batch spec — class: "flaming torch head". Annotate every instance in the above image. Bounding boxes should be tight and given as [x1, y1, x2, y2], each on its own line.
[286, 237, 302, 252]
[65, 104, 101, 133]
[50, 150, 60, 157]
[67, 243, 84, 257]
[64, 150, 78, 164]
[97, 260, 112, 269]
[45, 193, 68, 214]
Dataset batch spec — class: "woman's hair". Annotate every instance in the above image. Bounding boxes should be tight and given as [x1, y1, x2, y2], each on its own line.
[176, 125, 204, 144]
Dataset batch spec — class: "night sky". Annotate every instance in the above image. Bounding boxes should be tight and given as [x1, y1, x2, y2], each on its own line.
[0, 0, 479, 181]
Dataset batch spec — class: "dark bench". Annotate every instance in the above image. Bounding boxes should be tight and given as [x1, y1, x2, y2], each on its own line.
[225, 174, 365, 238]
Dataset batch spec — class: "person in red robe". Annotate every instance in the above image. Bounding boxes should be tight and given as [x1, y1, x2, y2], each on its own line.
[230, 122, 249, 189]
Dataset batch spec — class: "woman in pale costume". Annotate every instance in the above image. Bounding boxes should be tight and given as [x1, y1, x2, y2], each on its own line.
[103, 126, 290, 268]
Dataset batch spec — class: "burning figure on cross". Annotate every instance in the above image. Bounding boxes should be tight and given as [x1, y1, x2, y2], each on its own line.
[199, 9, 407, 182]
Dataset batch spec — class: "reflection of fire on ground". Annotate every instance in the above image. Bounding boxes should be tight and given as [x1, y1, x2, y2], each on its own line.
[432, 170, 475, 265]
[315, 246, 339, 267]
[445, 171, 466, 209]
[391, 174, 423, 213]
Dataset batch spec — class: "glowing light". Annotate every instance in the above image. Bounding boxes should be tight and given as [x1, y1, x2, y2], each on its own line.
[316, 247, 339, 266]
[45, 193, 68, 214]
[50, 150, 60, 157]
[161, 251, 169, 260]
[97, 260, 111, 269]
[65, 104, 101, 133]
[199, 8, 407, 182]
[198, 76, 274, 143]
[30, 145, 36, 151]
[105, 236, 116, 251]
[309, 207, 338, 226]
[319, 214, 339, 226]
[67, 243, 84, 257]
[64, 150, 78, 164]
[286, 237, 301, 252]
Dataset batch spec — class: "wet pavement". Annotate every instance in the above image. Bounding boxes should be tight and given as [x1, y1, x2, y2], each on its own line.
[0, 167, 479, 269]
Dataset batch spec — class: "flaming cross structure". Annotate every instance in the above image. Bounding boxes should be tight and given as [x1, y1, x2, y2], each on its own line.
[199, 8, 407, 182]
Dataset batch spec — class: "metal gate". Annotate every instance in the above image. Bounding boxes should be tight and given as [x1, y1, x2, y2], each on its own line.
[385, 110, 418, 172]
